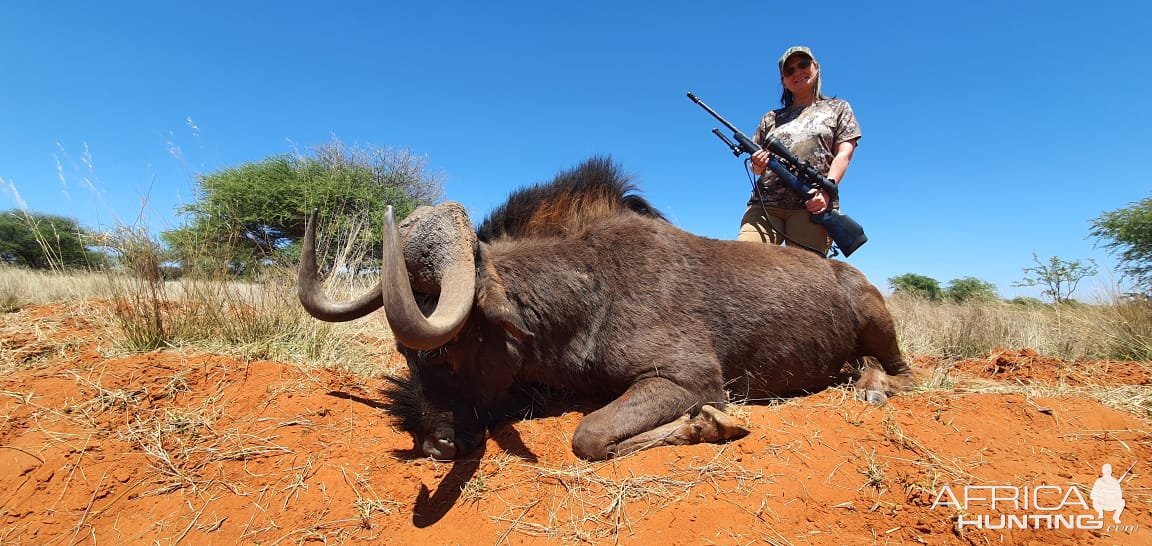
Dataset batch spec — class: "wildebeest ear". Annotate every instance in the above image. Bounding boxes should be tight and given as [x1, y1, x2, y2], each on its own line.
[477, 256, 534, 342]
[490, 307, 534, 342]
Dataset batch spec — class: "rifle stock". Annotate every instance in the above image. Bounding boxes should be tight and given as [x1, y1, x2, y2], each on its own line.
[765, 157, 867, 256]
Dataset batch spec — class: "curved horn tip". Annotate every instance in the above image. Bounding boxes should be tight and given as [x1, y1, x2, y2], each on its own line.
[297, 205, 385, 322]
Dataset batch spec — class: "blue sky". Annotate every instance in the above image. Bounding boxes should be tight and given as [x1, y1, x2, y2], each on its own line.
[2, 1, 1149, 300]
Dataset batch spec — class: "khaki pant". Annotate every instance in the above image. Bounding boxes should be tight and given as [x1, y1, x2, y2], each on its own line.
[738, 205, 830, 254]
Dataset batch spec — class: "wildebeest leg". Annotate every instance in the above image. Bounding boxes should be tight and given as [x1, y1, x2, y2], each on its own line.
[570, 377, 748, 460]
[609, 404, 749, 457]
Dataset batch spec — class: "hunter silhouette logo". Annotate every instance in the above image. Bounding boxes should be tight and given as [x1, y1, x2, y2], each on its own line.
[1090, 462, 1131, 524]
[931, 461, 1140, 534]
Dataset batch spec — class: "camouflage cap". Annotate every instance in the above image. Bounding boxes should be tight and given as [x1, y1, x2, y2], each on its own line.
[777, 46, 816, 73]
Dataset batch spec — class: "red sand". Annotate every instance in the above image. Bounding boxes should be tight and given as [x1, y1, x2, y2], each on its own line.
[2, 303, 1150, 545]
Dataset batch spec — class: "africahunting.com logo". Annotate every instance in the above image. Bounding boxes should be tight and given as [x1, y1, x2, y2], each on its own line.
[931, 462, 1140, 534]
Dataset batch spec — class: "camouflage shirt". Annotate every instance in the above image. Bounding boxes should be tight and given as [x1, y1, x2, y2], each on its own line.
[751, 98, 861, 209]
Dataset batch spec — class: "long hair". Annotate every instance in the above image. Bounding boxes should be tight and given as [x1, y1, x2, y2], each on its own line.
[779, 69, 826, 108]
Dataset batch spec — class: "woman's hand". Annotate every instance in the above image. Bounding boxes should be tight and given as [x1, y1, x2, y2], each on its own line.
[750, 149, 771, 175]
[806, 188, 830, 214]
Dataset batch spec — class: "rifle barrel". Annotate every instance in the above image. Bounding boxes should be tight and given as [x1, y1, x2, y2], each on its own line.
[687, 92, 742, 135]
[1120, 460, 1138, 482]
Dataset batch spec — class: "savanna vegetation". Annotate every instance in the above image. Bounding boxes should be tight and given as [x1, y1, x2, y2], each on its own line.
[0, 139, 441, 374]
[1, 150, 1150, 365]
[0, 136, 1149, 367]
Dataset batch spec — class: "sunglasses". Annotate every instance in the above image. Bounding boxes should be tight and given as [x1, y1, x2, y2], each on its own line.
[781, 59, 814, 77]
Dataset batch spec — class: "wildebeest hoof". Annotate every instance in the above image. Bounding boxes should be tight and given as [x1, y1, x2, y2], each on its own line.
[698, 404, 751, 442]
[857, 389, 888, 406]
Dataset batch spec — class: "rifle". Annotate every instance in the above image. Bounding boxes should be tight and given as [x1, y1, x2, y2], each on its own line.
[1119, 460, 1137, 482]
[686, 92, 867, 257]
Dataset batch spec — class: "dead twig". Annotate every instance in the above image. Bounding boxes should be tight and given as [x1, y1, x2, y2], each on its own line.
[0, 445, 45, 464]
[494, 499, 542, 546]
[66, 468, 108, 546]
[172, 496, 214, 545]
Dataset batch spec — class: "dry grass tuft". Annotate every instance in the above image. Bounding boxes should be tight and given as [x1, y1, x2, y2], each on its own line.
[119, 405, 295, 496]
[881, 414, 977, 483]
[947, 379, 1152, 419]
[0, 267, 117, 311]
[494, 448, 766, 542]
[340, 466, 399, 530]
[856, 446, 888, 493]
[0, 265, 393, 377]
[888, 293, 1152, 360]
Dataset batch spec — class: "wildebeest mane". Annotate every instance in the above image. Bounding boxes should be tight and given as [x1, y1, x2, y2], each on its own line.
[477, 157, 665, 242]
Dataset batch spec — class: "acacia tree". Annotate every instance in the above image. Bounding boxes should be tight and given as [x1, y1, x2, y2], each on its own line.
[1090, 196, 1152, 295]
[0, 210, 105, 271]
[888, 273, 942, 300]
[943, 276, 999, 303]
[1013, 253, 1097, 304]
[163, 140, 442, 275]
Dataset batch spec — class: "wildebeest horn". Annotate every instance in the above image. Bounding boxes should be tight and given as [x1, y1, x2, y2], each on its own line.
[380, 204, 476, 350]
[298, 209, 384, 322]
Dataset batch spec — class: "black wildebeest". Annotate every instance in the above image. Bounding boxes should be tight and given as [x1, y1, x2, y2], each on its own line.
[298, 158, 916, 461]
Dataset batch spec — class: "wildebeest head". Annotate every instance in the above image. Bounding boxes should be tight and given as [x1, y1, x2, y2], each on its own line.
[300, 200, 513, 459]
[377, 227, 534, 460]
[299, 158, 660, 459]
